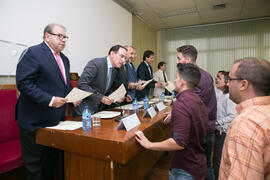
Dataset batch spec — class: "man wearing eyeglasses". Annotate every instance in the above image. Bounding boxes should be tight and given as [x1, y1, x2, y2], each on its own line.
[73, 45, 127, 115]
[219, 57, 270, 180]
[16, 23, 80, 180]
[109, 45, 133, 104]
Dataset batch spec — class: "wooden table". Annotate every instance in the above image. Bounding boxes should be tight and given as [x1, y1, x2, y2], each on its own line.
[36, 108, 171, 180]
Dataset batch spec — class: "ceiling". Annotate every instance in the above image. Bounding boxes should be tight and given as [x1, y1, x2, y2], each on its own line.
[113, 0, 270, 30]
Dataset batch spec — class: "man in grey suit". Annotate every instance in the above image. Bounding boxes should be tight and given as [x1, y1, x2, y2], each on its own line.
[74, 45, 127, 115]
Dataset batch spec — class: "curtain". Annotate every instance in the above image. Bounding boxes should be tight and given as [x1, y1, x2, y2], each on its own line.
[160, 18, 270, 81]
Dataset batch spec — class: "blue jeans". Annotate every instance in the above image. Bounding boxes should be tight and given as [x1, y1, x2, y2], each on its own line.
[169, 168, 195, 180]
[203, 132, 216, 180]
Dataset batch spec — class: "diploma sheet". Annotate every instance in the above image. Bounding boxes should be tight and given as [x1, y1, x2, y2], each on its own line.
[65, 87, 92, 103]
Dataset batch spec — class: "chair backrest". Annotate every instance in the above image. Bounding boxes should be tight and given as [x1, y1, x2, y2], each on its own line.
[70, 80, 78, 88]
[0, 89, 19, 143]
[0, 84, 19, 97]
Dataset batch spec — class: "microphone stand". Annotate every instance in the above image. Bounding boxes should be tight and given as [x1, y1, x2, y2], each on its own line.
[114, 102, 125, 122]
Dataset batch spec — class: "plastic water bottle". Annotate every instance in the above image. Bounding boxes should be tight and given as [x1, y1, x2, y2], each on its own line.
[82, 106, 91, 131]
[160, 92, 165, 102]
[132, 98, 138, 114]
[143, 96, 149, 109]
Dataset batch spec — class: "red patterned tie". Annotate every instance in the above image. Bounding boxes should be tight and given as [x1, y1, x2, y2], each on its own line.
[54, 52, 66, 85]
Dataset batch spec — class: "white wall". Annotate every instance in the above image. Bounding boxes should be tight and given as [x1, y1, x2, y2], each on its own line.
[0, 0, 132, 75]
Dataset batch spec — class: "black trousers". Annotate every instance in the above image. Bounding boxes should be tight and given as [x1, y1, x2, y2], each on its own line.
[19, 127, 63, 180]
[213, 131, 227, 180]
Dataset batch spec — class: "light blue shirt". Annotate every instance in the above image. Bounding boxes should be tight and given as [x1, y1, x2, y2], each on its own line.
[144, 61, 152, 77]
[105, 56, 113, 92]
[106, 56, 113, 71]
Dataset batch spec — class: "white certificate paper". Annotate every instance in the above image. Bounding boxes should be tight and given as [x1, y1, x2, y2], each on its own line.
[92, 111, 121, 119]
[165, 81, 175, 93]
[141, 79, 153, 88]
[65, 87, 92, 103]
[109, 84, 126, 102]
[46, 121, 82, 130]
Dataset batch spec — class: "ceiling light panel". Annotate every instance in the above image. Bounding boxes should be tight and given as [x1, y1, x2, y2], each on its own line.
[145, 0, 196, 14]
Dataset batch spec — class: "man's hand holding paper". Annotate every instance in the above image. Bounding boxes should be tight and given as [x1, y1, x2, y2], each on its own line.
[101, 96, 114, 105]
[141, 79, 154, 88]
[65, 87, 93, 103]
[108, 84, 127, 102]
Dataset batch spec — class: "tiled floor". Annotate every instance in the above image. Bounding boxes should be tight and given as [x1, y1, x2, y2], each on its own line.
[144, 153, 170, 180]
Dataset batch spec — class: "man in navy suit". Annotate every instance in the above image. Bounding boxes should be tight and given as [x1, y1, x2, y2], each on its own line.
[16, 23, 80, 180]
[125, 45, 144, 101]
[136, 50, 162, 100]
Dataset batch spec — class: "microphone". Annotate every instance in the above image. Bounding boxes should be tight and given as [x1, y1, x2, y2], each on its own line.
[114, 102, 125, 122]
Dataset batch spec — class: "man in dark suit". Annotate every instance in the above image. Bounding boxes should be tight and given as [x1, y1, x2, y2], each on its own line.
[110, 50, 131, 103]
[136, 50, 162, 100]
[16, 23, 80, 180]
[125, 45, 144, 101]
[74, 45, 127, 115]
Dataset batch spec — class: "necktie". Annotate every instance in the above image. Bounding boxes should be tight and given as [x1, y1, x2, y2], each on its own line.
[130, 63, 138, 82]
[146, 63, 152, 77]
[163, 71, 167, 82]
[123, 63, 127, 74]
[162, 71, 170, 95]
[130, 63, 136, 72]
[54, 52, 66, 85]
[106, 67, 112, 92]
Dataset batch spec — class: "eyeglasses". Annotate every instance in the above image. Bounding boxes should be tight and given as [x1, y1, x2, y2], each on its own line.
[49, 32, 69, 41]
[224, 76, 243, 83]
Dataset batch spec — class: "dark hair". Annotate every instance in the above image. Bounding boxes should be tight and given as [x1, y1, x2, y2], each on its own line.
[176, 45, 198, 63]
[177, 63, 201, 89]
[108, 45, 127, 55]
[143, 50, 154, 61]
[158, 61, 166, 69]
[218, 70, 227, 74]
[43, 23, 66, 39]
[219, 71, 229, 94]
[234, 57, 270, 96]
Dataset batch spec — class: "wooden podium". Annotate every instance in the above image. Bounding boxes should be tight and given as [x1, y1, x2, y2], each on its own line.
[36, 108, 171, 180]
